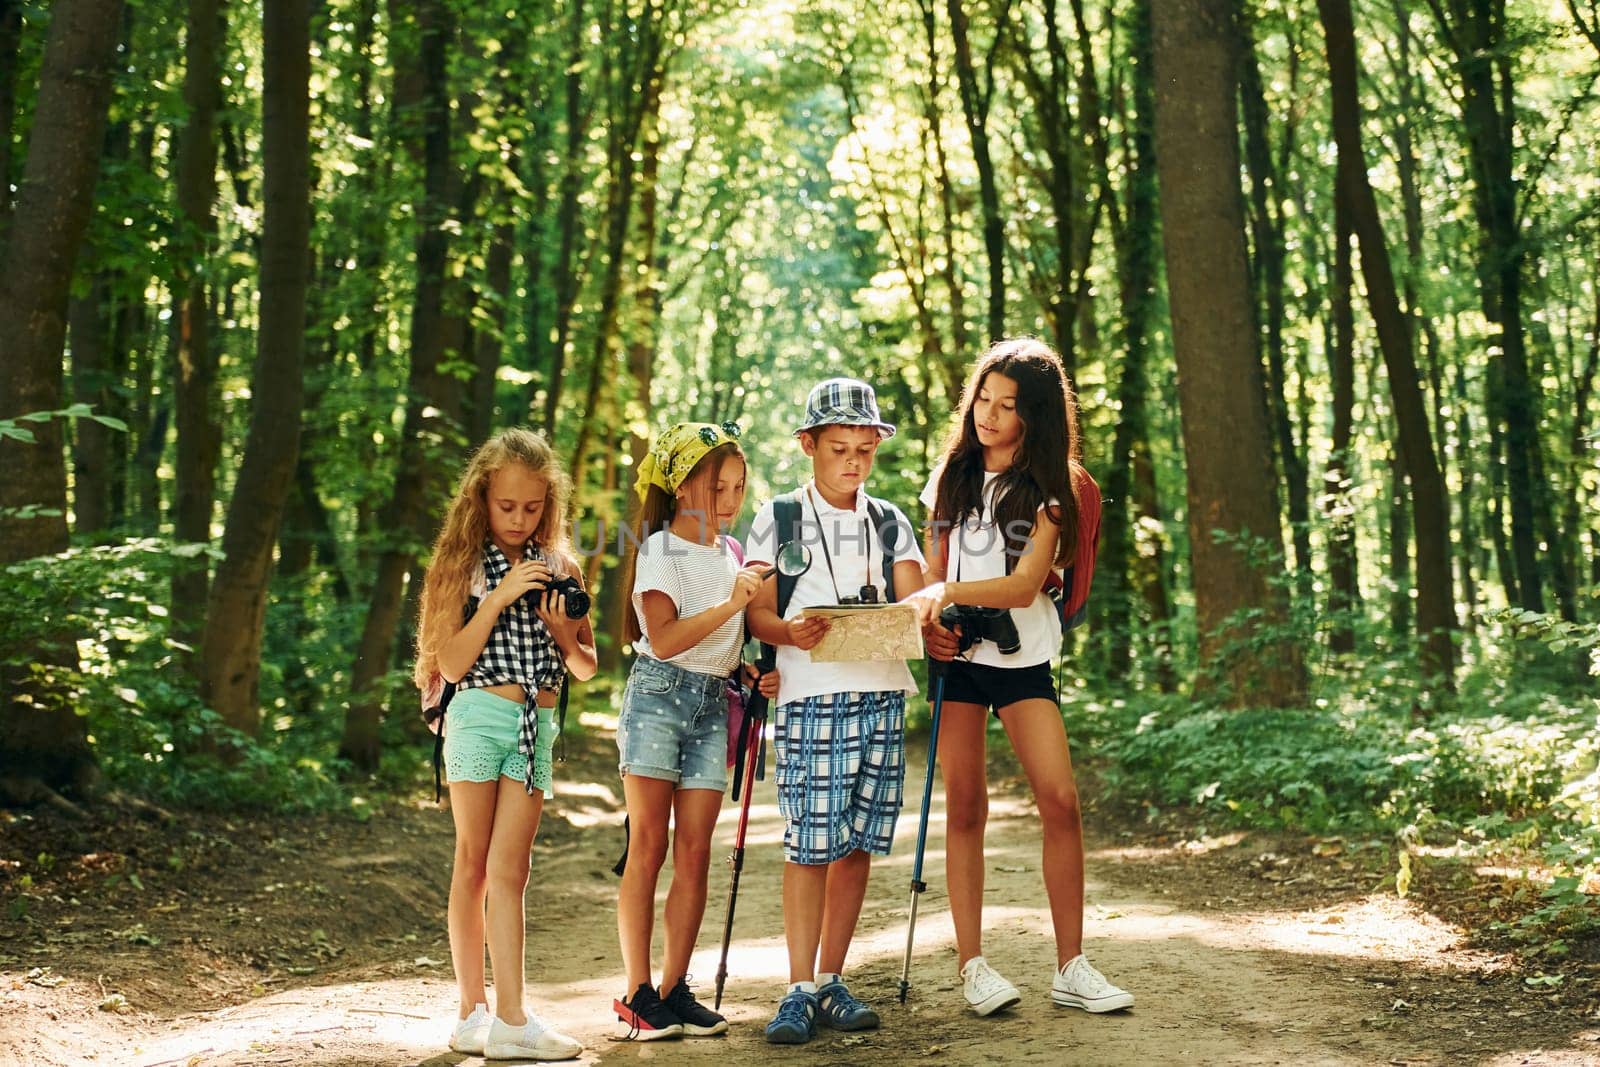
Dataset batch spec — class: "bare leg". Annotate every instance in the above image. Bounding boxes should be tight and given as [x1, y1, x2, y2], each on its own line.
[616, 774, 676, 993]
[447, 780, 499, 1018]
[935, 702, 990, 969]
[659, 787, 724, 993]
[484, 774, 544, 1025]
[997, 700, 1084, 965]
[816, 849, 872, 976]
[782, 861, 829, 983]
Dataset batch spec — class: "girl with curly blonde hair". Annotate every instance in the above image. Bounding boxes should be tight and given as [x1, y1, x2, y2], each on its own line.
[415, 427, 596, 1061]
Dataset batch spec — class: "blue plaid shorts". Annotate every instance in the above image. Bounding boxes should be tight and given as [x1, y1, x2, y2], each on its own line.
[772, 690, 906, 865]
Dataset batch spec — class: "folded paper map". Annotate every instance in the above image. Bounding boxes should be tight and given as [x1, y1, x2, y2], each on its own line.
[799, 602, 924, 663]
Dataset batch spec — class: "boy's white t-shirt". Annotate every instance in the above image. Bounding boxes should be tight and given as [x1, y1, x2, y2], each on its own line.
[630, 530, 744, 676]
[920, 463, 1062, 669]
[744, 481, 927, 707]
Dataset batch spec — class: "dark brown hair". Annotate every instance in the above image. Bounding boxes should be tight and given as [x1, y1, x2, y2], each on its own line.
[931, 338, 1082, 569]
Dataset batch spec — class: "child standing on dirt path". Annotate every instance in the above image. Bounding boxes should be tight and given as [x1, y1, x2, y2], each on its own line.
[904, 339, 1132, 1018]
[611, 421, 779, 1040]
[744, 378, 928, 1045]
[413, 428, 597, 1061]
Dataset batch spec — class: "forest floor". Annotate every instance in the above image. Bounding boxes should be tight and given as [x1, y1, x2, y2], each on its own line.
[3, 719, 1599, 1067]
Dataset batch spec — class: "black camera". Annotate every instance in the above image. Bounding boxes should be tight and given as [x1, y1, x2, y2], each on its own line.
[521, 574, 590, 619]
[839, 584, 881, 606]
[937, 604, 1021, 656]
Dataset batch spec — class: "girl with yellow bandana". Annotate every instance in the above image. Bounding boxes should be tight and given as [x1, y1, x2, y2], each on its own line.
[612, 422, 780, 1039]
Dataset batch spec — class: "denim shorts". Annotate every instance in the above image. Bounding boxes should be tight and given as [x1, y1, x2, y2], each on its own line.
[773, 690, 906, 865]
[617, 655, 729, 792]
[442, 688, 556, 799]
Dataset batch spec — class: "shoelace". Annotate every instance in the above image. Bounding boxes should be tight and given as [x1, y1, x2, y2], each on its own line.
[1066, 959, 1110, 994]
[967, 964, 1011, 998]
[774, 993, 815, 1029]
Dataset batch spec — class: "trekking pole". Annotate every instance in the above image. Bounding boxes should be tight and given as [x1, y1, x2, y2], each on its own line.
[898, 656, 948, 1004]
[714, 650, 773, 1011]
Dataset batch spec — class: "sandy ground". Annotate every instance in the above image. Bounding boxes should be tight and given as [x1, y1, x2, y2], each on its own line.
[3, 726, 1597, 1066]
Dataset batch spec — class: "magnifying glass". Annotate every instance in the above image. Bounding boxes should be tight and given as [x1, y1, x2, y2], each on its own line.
[774, 540, 813, 579]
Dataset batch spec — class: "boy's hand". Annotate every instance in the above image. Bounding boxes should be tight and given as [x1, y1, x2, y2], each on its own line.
[923, 621, 961, 662]
[785, 615, 830, 651]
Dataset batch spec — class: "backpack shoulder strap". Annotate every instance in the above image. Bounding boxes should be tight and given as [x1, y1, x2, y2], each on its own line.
[865, 496, 900, 602]
[772, 491, 804, 619]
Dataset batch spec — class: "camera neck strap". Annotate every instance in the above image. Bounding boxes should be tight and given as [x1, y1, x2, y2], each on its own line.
[806, 485, 872, 604]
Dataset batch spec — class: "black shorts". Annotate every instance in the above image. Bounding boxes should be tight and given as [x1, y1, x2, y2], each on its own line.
[935, 658, 1056, 715]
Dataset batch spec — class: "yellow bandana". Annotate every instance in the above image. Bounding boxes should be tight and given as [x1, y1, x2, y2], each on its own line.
[634, 421, 743, 502]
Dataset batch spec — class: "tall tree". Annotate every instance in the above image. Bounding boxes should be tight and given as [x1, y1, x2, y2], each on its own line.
[946, 0, 1010, 343]
[341, 0, 459, 771]
[1149, 0, 1304, 705]
[0, 0, 23, 243]
[1319, 0, 1456, 680]
[198, 0, 310, 734]
[0, 0, 126, 799]
[1424, 0, 1568, 617]
[170, 0, 226, 650]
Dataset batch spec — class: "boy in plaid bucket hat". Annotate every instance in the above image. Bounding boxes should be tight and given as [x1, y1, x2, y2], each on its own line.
[743, 377, 928, 1044]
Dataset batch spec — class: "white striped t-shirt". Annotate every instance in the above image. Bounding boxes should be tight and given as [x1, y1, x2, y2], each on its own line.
[630, 530, 744, 676]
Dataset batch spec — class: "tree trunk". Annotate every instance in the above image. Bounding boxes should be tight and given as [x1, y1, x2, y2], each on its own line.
[946, 0, 1007, 343]
[0, 0, 125, 798]
[569, 1, 668, 493]
[916, 0, 971, 398]
[1429, 0, 1550, 614]
[1319, 0, 1456, 681]
[170, 0, 226, 654]
[68, 276, 115, 538]
[1149, 0, 1304, 705]
[1236, 10, 1310, 578]
[197, 0, 309, 736]
[1100, 0, 1159, 683]
[0, 0, 23, 243]
[538, 0, 588, 428]
[341, 0, 457, 772]
[1325, 177, 1358, 655]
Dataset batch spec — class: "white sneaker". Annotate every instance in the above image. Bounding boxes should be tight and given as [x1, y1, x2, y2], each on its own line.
[1051, 954, 1133, 1013]
[960, 956, 1022, 1016]
[484, 1012, 583, 1061]
[449, 1002, 491, 1054]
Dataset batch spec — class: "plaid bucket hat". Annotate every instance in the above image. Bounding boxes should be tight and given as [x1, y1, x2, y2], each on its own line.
[793, 377, 897, 439]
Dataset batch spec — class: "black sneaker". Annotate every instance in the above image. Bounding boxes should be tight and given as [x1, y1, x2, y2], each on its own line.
[663, 977, 729, 1037]
[614, 981, 684, 1041]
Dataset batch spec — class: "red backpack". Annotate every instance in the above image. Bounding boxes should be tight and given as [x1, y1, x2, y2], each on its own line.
[939, 460, 1102, 634]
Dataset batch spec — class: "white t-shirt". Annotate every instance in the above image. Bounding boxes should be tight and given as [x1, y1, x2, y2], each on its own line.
[630, 530, 744, 676]
[920, 464, 1062, 668]
[744, 482, 927, 706]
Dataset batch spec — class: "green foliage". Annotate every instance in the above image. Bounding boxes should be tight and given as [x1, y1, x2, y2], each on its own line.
[0, 539, 360, 813]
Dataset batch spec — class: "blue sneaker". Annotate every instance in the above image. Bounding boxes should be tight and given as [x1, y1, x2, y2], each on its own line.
[816, 979, 880, 1031]
[764, 988, 818, 1045]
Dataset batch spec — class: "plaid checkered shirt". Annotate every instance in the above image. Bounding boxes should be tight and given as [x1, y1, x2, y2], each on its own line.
[459, 540, 567, 795]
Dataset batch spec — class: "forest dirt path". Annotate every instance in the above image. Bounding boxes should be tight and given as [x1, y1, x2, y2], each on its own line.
[3, 725, 1596, 1066]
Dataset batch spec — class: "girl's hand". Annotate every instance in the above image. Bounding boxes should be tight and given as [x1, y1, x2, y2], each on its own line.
[903, 581, 948, 628]
[786, 615, 830, 651]
[534, 586, 582, 645]
[491, 558, 554, 612]
[726, 564, 770, 610]
[923, 620, 962, 662]
[742, 661, 780, 698]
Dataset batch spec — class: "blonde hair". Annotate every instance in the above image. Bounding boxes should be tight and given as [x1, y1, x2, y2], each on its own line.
[413, 428, 574, 686]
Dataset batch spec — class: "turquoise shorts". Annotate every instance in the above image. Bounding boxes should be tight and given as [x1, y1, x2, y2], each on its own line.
[442, 688, 556, 799]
